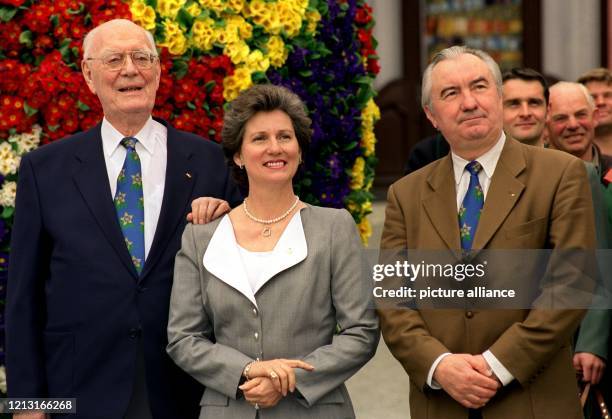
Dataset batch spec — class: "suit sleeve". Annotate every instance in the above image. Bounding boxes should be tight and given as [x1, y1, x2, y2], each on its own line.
[376, 183, 451, 390]
[6, 154, 49, 397]
[166, 223, 252, 399]
[575, 165, 612, 359]
[293, 210, 380, 406]
[488, 157, 595, 385]
[220, 161, 243, 208]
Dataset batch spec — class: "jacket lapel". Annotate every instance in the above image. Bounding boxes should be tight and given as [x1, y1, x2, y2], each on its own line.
[72, 124, 139, 278]
[141, 120, 196, 280]
[472, 139, 526, 249]
[422, 155, 462, 250]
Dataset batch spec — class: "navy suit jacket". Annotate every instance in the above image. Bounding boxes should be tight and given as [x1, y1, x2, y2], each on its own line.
[6, 119, 242, 418]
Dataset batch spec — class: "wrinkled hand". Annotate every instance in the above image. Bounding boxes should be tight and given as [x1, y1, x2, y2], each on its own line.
[186, 197, 230, 224]
[14, 413, 48, 419]
[247, 359, 315, 396]
[240, 377, 283, 408]
[574, 352, 606, 384]
[433, 354, 500, 409]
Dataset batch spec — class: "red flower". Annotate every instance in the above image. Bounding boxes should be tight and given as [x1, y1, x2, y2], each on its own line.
[24, 4, 53, 34]
[0, 0, 26, 6]
[355, 6, 372, 25]
[367, 59, 380, 75]
[0, 21, 22, 57]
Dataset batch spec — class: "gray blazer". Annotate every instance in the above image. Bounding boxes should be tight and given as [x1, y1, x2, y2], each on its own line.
[167, 205, 379, 419]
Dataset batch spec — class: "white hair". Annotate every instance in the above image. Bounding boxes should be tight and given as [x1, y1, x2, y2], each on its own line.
[421, 45, 502, 110]
[549, 81, 596, 110]
[82, 19, 156, 59]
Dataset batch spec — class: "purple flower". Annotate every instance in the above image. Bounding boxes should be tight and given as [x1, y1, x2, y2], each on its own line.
[326, 153, 343, 179]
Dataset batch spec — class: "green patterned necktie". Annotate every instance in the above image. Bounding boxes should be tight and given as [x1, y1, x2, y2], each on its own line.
[114, 137, 145, 273]
[458, 160, 484, 250]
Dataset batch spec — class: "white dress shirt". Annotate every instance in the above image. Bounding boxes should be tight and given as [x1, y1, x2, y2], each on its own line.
[427, 132, 515, 388]
[101, 117, 167, 260]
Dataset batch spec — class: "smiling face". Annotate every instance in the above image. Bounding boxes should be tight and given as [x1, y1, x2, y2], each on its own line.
[81, 21, 160, 130]
[502, 79, 547, 145]
[424, 53, 503, 160]
[547, 84, 595, 160]
[235, 110, 301, 190]
[585, 81, 612, 127]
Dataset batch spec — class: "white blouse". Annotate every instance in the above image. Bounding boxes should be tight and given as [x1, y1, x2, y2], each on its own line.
[202, 210, 308, 308]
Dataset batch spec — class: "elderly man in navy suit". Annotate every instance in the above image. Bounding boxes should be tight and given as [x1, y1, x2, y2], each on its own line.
[6, 19, 241, 418]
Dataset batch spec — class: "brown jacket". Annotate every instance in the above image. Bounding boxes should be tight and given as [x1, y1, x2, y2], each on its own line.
[378, 138, 596, 419]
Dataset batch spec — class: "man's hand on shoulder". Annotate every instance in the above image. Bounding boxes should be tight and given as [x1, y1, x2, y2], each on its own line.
[187, 197, 230, 224]
[574, 352, 606, 384]
[433, 353, 500, 409]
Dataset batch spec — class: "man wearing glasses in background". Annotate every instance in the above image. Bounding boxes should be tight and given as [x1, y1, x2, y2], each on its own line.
[6, 19, 241, 419]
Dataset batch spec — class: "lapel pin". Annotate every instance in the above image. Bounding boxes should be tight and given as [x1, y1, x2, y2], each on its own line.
[510, 192, 516, 197]
[185, 172, 192, 179]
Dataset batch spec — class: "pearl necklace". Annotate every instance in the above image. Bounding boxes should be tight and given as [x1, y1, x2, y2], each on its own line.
[243, 195, 300, 237]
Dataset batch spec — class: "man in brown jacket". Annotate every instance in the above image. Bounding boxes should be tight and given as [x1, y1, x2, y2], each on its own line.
[378, 46, 596, 419]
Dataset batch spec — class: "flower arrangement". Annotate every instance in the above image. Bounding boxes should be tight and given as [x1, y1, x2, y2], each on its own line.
[0, 0, 378, 375]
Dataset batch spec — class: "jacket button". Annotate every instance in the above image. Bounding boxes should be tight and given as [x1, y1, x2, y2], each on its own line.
[465, 311, 474, 318]
[129, 328, 141, 338]
[252, 308, 258, 317]
[254, 332, 259, 341]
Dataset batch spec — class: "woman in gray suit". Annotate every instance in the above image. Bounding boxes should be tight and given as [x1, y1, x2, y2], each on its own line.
[167, 84, 379, 419]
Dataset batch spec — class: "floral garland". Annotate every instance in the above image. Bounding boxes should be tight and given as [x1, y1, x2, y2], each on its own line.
[0, 0, 378, 387]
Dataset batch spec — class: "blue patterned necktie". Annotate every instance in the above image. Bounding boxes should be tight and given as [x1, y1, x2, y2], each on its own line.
[458, 161, 484, 250]
[114, 137, 145, 273]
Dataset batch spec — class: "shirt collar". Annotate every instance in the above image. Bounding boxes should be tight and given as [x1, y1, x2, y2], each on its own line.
[451, 132, 506, 185]
[101, 116, 156, 157]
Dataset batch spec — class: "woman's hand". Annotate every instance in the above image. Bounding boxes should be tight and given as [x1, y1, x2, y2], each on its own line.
[239, 377, 282, 408]
[186, 197, 230, 224]
[246, 359, 314, 396]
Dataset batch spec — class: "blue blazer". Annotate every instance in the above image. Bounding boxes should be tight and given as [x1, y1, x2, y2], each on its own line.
[6, 119, 242, 418]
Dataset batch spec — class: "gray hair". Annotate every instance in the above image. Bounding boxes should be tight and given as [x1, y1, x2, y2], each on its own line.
[421, 45, 503, 109]
[549, 81, 596, 111]
[82, 19, 156, 59]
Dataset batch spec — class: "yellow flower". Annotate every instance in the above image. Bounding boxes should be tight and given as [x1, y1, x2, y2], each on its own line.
[362, 98, 381, 129]
[185, 2, 202, 17]
[226, 0, 244, 13]
[215, 24, 241, 45]
[245, 49, 269, 73]
[130, 1, 156, 31]
[245, 0, 266, 18]
[361, 129, 375, 157]
[157, 0, 185, 18]
[358, 218, 372, 245]
[160, 20, 188, 55]
[225, 14, 253, 39]
[266, 35, 288, 67]
[191, 18, 216, 51]
[305, 9, 321, 33]
[350, 157, 365, 190]
[223, 67, 253, 101]
[224, 40, 250, 64]
[199, 0, 226, 14]
[277, 1, 304, 36]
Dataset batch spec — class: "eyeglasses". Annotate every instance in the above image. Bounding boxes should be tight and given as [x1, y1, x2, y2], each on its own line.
[85, 50, 158, 71]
